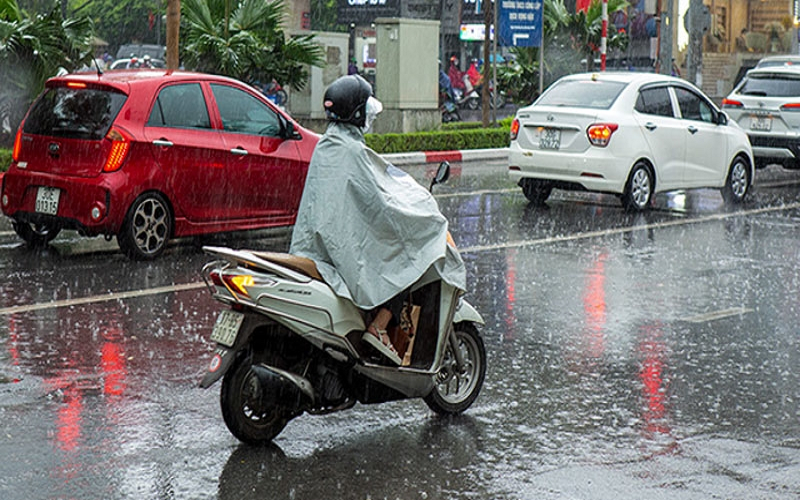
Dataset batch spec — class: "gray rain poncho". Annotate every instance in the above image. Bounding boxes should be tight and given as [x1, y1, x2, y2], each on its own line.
[289, 122, 466, 309]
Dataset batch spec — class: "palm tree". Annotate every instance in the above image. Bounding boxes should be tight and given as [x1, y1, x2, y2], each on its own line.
[496, 0, 572, 104]
[181, 0, 323, 90]
[567, 0, 629, 71]
[497, 0, 629, 104]
[0, 0, 93, 145]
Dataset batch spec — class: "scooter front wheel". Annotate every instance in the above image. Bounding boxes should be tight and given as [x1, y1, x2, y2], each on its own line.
[220, 352, 288, 445]
[424, 322, 486, 414]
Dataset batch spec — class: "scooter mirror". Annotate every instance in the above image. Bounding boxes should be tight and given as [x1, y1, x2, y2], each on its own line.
[430, 161, 450, 192]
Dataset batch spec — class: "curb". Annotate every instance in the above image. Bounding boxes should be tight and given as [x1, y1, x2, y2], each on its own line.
[383, 147, 508, 166]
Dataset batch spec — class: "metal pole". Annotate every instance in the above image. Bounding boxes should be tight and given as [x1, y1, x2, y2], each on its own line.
[492, 0, 498, 124]
[539, 37, 544, 96]
[601, 0, 608, 71]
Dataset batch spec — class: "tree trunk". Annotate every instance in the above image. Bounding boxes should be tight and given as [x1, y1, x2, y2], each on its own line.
[166, 0, 180, 70]
[481, 0, 492, 127]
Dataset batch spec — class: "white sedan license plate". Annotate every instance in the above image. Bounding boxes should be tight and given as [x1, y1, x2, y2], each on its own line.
[539, 128, 561, 150]
[211, 310, 244, 347]
[35, 186, 60, 215]
[750, 114, 772, 131]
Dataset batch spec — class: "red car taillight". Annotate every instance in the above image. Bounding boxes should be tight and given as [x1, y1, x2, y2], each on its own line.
[103, 126, 132, 172]
[587, 123, 618, 147]
[12, 127, 22, 162]
[780, 102, 800, 111]
[510, 118, 520, 141]
[721, 98, 743, 108]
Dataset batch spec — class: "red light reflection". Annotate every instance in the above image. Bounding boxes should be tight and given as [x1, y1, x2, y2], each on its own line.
[582, 252, 607, 359]
[637, 323, 673, 440]
[504, 249, 518, 340]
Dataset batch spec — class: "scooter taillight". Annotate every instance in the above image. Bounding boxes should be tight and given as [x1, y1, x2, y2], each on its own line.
[211, 269, 277, 298]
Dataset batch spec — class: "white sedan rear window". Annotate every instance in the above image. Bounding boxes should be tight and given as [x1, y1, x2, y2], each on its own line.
[537, 80, 626, 109]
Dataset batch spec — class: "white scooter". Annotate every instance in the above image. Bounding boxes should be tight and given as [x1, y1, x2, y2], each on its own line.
[199, 163, 486, 445]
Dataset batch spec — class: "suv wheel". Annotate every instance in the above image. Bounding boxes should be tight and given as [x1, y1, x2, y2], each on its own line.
[117, 193, 173, 260]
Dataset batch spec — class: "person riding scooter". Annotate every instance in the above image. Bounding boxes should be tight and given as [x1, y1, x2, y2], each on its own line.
[289, 74, 466, 365]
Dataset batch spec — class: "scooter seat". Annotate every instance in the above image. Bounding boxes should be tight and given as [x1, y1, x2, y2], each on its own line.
[249, 251, 324, 281]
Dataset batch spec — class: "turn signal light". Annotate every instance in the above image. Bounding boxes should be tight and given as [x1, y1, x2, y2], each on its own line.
[721, 98, 743, 108]
[510, 118, 520, 141]
[587, 123, 618, 147]
[12, 127, 22, 162]
[227, 275, 255, 297]
[103, 127, 131, 172]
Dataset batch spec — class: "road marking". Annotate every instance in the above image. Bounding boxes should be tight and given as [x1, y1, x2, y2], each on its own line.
[3, 201, 800, 317]
[0, 282, 206, 316]
[459, 201, 800, 253]
[681, 307, 752, 323]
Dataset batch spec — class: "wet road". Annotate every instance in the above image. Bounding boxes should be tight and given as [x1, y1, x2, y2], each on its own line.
[1, 159, 799, 499]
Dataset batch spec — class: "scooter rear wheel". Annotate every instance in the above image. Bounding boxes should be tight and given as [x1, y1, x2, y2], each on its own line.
[424, 322, 486, 414]
[220, 352, 288, 445]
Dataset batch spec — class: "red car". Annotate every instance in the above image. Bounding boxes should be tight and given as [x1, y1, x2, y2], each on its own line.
[1, 70, 318, 259]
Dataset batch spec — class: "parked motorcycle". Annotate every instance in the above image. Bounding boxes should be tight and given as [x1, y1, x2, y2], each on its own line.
[199, 162, 486, 445]
[439, 88, 461, 123]
[454, 77, 506, 110]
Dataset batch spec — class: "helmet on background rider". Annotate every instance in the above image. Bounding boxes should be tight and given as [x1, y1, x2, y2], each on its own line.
[323, 74, 374, 127]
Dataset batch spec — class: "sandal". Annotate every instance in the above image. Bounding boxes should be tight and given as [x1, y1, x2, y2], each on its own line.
[362, 324, 402, 365]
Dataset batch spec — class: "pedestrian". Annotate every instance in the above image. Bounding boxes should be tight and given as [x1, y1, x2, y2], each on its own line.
[348, 58, 359, 75]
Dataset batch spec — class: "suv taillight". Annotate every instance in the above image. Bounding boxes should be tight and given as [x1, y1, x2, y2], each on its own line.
[587, 123, 618, 147]
[12, 127, 22, 162]
[103, 126, 131, 172]
[780, 103, 800, 111]
[721, 98, 743, 108]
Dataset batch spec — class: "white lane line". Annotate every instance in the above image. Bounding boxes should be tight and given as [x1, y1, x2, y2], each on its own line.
[459, 202, 800, 253]
[0, 282, 206, 316]
[681, 307, 752, 323]
[3, 201, 800, 317]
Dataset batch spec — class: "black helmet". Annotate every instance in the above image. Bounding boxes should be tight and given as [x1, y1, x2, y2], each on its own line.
[323, 75, 373, 127]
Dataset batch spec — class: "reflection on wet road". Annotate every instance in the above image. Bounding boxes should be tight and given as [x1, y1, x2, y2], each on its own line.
[0, 162, 799, 499]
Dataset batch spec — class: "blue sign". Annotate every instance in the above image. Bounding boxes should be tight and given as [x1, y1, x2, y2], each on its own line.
[498, 0, 543, 47]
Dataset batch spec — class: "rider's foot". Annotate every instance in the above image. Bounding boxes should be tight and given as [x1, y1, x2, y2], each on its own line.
[362, 324, 401, 365]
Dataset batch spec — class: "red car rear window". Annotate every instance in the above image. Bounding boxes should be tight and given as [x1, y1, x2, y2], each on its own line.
[23, 85, 127, 140]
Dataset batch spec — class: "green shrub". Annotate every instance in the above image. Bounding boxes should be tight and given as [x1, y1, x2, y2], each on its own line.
[366, 125, 510, 154]
[0, 149, 10, 173]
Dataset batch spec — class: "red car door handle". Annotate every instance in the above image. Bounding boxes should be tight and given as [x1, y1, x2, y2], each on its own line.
[230, 148, 248, 156]
[153, 139, 173, 147]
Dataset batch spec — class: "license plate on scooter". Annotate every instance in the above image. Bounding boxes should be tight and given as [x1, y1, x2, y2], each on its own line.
[211, 310, 244, 347]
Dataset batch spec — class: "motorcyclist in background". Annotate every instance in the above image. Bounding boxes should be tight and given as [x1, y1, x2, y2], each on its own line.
[448, 56, 466, 93]
[289, 75, 466, 365]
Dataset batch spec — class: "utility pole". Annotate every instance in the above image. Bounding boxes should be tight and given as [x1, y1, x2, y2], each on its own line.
[166, 0, 180, 70]
[657, 0, 674, 75]
[684, 0, 710, 85]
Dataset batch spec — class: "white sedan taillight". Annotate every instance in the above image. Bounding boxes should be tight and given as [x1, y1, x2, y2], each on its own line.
[587, 123, 618, 147]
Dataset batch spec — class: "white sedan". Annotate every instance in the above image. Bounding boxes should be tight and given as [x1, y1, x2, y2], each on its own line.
[508, 72, 754, 210]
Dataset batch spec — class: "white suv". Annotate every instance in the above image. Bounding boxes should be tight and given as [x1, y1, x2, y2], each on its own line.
[723, 66, 800, 169]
